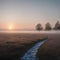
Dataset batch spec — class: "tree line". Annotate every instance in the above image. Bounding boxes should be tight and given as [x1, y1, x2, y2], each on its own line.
[36, 21, 60, 31]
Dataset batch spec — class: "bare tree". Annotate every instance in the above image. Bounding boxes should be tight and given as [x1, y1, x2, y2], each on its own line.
[45, 22, 52, 30]
[36, 23, 43, 31]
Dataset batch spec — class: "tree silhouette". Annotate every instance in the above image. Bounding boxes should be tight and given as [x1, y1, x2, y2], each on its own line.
[36, 23, 43, 31]
[54, 21, 60, 30]
[45, 22, 52, 30]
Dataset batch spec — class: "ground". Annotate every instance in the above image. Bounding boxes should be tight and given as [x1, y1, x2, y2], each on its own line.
[37, 34, 60, 60]
[0, 33, 46, 60]
[0, 33, 60, 60]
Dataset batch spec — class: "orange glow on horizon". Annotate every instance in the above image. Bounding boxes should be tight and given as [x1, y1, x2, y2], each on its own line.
[8, 24, 13, 30]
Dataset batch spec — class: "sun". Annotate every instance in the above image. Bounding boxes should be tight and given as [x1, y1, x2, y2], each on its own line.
[8, 25, 13, 30]
[9, 26, 12, 30]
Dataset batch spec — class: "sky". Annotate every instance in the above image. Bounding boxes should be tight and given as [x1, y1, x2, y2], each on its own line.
[0, 0, 60, 30]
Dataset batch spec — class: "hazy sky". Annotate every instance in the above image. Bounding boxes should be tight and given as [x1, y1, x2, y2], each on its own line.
[0, 0, 60, 30]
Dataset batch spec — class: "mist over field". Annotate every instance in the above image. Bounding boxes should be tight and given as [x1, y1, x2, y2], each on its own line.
[0, 0, 60, 60]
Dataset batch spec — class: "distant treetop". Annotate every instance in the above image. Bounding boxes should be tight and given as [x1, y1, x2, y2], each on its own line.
[54, 21, 60, 30]
[45, 22, 52, 30]
[36, 23, 43, 31]
[35, 21, 60, 31]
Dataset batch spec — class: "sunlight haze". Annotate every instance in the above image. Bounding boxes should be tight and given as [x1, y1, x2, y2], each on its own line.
[0, 0, 60, 30]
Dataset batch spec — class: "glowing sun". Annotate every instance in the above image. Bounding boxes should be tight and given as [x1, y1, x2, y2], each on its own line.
[8, 25, 13, 30]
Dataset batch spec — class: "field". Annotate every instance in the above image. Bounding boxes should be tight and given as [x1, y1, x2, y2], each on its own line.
[0, 33, 60, 60]
[0, 33, 46, 60]
[37, 33, 60, 60]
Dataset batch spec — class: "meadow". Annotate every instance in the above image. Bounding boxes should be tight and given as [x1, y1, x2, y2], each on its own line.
[0, 33, 46, 60]
[37, 33, 60, 60]
[0, 32, 60, 60]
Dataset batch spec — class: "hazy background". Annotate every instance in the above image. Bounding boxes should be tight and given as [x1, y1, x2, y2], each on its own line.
[0, 0, 60, 30]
